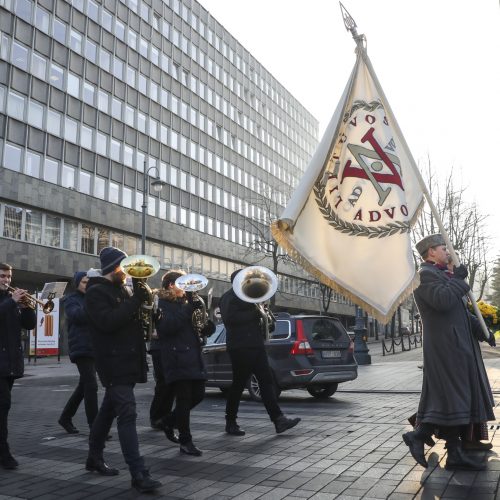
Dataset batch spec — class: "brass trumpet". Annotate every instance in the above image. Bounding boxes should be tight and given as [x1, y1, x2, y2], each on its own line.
[6, 285, 54, 314]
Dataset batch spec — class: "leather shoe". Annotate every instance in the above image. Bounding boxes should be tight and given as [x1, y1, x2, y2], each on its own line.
[180, 441, 202, 456]
[85, 458, 119, 476]
[164, 425, 180, 444]
[132, 470, 162, 493]
[150, 419, 164, 431]
[274, 415, 301, 434]
[402, 431, 428, 467]
[58, 418, 79, 434]
[225, 420, 245, 436]
[1, 454, 18, 470]
[462, 440, 493, 451]
[446, 446, 486, 471]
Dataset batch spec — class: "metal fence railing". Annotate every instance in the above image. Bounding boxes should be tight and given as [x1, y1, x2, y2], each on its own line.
[382, 333, 422, 356]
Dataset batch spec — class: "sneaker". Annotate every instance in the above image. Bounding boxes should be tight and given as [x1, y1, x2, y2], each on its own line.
[180, 441, 203, 456]
[225, 420, 245, 436]
[131, 470, 162, 493]
[274, 415, 301, 434]
[0, 454, 19, 470]
[58, 417, 79, 434]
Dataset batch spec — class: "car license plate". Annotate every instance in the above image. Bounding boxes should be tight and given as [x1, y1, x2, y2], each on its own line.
[322, 350, 341, 359]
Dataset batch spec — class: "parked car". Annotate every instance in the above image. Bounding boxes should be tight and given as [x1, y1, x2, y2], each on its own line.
[202, 312, 358, 400]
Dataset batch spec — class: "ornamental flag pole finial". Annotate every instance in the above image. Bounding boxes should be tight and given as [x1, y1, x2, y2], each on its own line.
[339, 2, 365, 49]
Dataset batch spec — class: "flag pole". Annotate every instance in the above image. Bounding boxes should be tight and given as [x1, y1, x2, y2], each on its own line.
[339, 2, 492, 340]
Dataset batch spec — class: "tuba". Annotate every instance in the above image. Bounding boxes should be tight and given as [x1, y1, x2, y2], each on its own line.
[174, 273, 210, 344]
[120, 254, 160, 341]
[232, 266, 278, 340]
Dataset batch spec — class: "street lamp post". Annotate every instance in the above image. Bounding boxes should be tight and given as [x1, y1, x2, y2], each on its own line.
[353, 304, 371, 365]
[141, 163, 166, 254]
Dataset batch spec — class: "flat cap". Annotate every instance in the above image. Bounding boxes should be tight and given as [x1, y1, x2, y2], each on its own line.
[415, 233, 446, 256]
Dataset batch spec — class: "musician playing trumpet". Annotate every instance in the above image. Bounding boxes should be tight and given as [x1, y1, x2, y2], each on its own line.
[0, 263, 36, 470]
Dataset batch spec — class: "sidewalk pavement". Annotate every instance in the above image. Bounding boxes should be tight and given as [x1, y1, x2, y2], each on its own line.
[2, 346, 500, 499]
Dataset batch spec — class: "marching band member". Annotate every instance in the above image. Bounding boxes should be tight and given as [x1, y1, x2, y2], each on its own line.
[58, 271, 99, 435]
[155, 270, 212, 456]
[0, 263, 36, 470]
[219, 269, 301, 436]
[84, 247, 161, 493]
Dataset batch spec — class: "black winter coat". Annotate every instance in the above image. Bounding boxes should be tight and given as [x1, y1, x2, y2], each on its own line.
[85, 277, 147, 388]
[62, 291, 94, 362]
[156, 293, 207, 384]
[414, 262, 495, 426]
[219, 288, 264, 351]
[0, 290, 36, 378]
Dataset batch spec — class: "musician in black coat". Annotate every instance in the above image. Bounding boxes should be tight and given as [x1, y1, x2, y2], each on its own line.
[155, 270, 208, 457]
[84, 247, 161, 493]
[58, 271, 98, 434]
[219, 269, 301, 436]
[0, 262, 36, 470]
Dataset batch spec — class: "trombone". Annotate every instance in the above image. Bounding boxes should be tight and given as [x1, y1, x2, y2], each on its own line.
[232, 266, 278, 340]
[6, 285, 54, 314]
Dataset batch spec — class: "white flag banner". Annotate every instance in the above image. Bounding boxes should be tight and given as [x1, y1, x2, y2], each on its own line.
[272, 48, 424, 323]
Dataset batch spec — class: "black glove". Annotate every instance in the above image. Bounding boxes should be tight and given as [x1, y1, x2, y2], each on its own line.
[488, 331, 496, 347]
[452, 264, 468, 280]
[132, 279, 150, 303]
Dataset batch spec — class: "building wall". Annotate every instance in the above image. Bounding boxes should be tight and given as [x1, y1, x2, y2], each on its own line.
[0, 0, 355, 320]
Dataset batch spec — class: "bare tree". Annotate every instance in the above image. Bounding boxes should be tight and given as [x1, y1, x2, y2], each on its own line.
[243, 186, 295, 307]
[487, 256, 500, 306]
[413, 160, 492, 297]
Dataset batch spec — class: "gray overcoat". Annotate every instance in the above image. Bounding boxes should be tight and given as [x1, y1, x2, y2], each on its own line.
[414, 262, 494, 427]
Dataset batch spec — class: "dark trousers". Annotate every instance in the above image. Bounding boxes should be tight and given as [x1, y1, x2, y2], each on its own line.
[60, 357, 98, 427]
[88, 384, 145, 476]
[0, 377, 15, 457]
[226, 347, 282, 422]
[170, 379, 205, 445]
[149, 351, 175, 424]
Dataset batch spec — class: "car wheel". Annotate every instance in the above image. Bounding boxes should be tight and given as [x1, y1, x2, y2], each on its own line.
[247, 374, 281, 402]
[306, 383, 338, 399]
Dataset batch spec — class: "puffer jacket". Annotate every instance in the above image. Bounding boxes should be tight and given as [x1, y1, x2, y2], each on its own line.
[155, 289, 207, 384]
[0, 290, 36, 378]
[84, 276, 147, 388]
[62, 291, 94, 362]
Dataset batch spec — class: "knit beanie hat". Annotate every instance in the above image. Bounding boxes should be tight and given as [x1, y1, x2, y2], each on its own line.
[100, 247, 127, 275]
[73, 271, 87, 288]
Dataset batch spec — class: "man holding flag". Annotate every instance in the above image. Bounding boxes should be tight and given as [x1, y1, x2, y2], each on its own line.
[402, 234, 494, 471]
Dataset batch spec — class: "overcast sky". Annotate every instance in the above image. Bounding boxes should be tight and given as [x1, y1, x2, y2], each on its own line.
[201, 0, 500, 257]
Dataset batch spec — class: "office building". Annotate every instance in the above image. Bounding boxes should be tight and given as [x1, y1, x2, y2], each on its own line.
[0, 0, 355, 321]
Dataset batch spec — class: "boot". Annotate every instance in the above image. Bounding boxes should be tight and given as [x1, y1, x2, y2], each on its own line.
[274, 415, 301, 434]
[402, 431, 428, 468]
[446, 444, 486, 471]
[180, 441, 202, 456]
[225, 420, 245, 436]
[58, 417, 79, 434]
[0, 454, 18, 470]
[85, 457, 119, 476]
[164, 424, 180, 443]
[131, 470, 162, 493]
[462, 440, 493, 451]
[407, 414, 435, 447]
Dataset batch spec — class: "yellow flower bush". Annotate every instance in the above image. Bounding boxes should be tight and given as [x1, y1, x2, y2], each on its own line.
[469, 300, 500, 333]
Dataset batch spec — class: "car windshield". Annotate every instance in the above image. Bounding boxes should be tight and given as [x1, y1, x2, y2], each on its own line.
[302, 318, 347, 342]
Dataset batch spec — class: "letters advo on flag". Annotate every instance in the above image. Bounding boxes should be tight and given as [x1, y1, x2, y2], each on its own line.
[272, 48, 424, 323]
